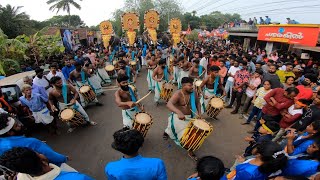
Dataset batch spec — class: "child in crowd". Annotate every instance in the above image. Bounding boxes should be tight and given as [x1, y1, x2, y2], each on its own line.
[244, 117, 280, 157]
[187, 156, 227, 180]
[228, 141, 288, 180]
[242, 80, 272, 125]
[285, 120, 320, 158]
[273, 99, 311, 142]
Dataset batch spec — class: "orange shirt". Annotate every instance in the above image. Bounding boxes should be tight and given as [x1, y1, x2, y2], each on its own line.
[210, 60, 220, 67]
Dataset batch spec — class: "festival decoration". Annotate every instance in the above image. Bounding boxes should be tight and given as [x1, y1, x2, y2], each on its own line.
[169, 18, 182, 47]
[144, 10, 160, 43]
[100, 20, 113, 47]
[122, 12, 140, 46]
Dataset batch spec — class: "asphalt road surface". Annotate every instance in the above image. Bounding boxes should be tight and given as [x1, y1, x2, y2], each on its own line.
[35, 67, 254, 180]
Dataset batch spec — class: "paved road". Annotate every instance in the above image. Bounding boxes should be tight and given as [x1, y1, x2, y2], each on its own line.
[36, 67, 254, 180]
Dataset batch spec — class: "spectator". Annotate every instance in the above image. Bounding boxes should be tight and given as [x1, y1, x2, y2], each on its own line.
[248, 18, 253, 25]
[262, 64, 282, 89]
[253, 17, 258, 25]
[224, 60, 240, 103]
[32, 68, 52, 94]
[259, 17, 265, 24]
[281, 76, 295, 90]
[61, 57, 76, 81]
[276, 63, 295, 83]
[265, 16, 271, 24]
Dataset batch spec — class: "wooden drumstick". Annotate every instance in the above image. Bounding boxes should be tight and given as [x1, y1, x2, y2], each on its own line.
[135, 91, 152, 104]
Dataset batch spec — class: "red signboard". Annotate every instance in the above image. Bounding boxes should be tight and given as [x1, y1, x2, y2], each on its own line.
[258, 26, 319, 47]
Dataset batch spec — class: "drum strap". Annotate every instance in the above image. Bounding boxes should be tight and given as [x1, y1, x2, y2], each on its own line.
[190, 92, 197, 118]
[80, 71, 86, 84]
[213, 76, 220, 95]
[125, 66, 131, 81]
[198, 65, 203, 78]
[170, 113, 179, 142]
[164, 66, 169, 82]
[96, 69, 109, 84]
[129, 87, 138, 111]
[62, 84, 68, 104]
[131, 51, 135, 60]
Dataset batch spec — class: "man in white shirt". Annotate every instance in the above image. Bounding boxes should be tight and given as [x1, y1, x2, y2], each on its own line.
[33, 68, 52, 94]
[85, 49, 96, 64]
[224, 60, 240, 104]
[46, 63, 66, 83]
[200, 51, 210, 78]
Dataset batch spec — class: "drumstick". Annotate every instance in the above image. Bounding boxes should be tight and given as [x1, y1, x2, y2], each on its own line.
[190, 109, 202, 119]
[199, 70, 206, 78]
[135, 91, 152, 104]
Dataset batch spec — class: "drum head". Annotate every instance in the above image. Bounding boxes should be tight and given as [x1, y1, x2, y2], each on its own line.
[195, 80, 202, 86]
[113, 61, 118, 65]
[193, 119, 211, 131]
[105, 65, 115, 71]
[60, 108, 74, 120]
[135, 113, 151, 124]
[164, 83, 174, 89]
[210, 98, 224, 108]
[80, 85, 91, 93]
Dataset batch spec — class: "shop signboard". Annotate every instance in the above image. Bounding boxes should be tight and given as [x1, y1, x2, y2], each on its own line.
[258, 25, 319, 47]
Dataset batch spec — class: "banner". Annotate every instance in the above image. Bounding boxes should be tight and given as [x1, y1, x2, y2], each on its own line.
[258, 25, 319, 47]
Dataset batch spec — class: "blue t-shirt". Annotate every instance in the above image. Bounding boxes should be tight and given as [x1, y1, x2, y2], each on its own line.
[281, 159, 319, 177]
[105, 155, 167, 180]
[62, 65, 75, 80]
[188, 175, 227, 180]
[0, 136, 67, 166]
[234, 162, 267, 180]
[290, 132, 315, 156]
[55, 171, 93, 180]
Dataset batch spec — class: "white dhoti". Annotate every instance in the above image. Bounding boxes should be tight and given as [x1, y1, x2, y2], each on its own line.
[200, 88, 215, 114]
[32, 107, 53, 124]
[173, 66, 180, 83]
[178, 70, 189, 89]
[147, 69, 155, 91]
[89, 74, 104, 96]
[122, 107, 139, 128]
[165, 113, 192, 146]
[141, 56, 147, 66]
[58, 101, 90, 122]
[154, 80, 164, 103]
[97, 68, 111, 85]
[75, 81, 98, 107]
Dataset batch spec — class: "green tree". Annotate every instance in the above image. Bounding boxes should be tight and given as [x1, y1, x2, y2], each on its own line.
[43, 15, 85, 28]
[0, 5, 31, 38]
[47, 0, 82, 27]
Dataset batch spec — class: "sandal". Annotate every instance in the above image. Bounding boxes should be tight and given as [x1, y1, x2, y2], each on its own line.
[89, 121, 97, 126]
[163, 132, 169, 140]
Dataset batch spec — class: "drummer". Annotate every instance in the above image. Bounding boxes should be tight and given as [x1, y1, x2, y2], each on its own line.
[83, 61, 104, 96]
[95, 57, 111, 86]
[69, 62, 101, 107]
[163, 77, 201, 161]
[114, 75, 143, 128]
[152, 59, 172, 105]
[189, 59, 206, 80]
[199, 65, 226, 114]
[178, 56, 191, 89]
[146, 54, 157, 92]
[117, 60, 137, 84]
[49, 76, 97, 133]
[172, 54, 181, 84]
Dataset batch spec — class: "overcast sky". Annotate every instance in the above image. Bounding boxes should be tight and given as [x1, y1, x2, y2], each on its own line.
[1, 0, 320, 26]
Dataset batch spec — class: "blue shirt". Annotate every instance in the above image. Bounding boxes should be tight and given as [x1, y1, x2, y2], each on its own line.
[290, 132, 315, 156]
[105, 155, 167, 180]
[0, 136, 67, 166]
[282, 159, 319, 177]
[32, 84, 48, 99]
[19, 93, 47, 112]
[188, 175, 227, 180]
[234, 162, 267, 180]
[55, 171, 94, 180]
[62, 65, 75, 80]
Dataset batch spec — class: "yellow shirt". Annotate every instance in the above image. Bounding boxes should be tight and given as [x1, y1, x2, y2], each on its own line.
[276, 70, 295, 83]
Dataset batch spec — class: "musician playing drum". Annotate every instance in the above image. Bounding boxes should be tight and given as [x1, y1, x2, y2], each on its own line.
[189, 59, 206, 80]
[69, 62, 102, 107]
[152, 59, 172, 105]
[199, 65, 226, 114]
[163, 77, 201, 161]
[49, 76, 97, 133]
[117, 60, 137, 84]
[146, 54, 157, 92]
[115, 75, 143, 128]
[95, 57, 111, 86]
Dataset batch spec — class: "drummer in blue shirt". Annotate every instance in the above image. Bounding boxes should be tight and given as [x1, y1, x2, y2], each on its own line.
[0, 113, 68, 166]
[105, 128, 168, 180]
[0, 147, 93, 180]
[187, 156, 227, 180]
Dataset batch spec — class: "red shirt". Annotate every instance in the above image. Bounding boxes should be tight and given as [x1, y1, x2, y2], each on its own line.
[262, 88, 294, 116]
[295, 85, 313, 100]
[210, 59, 220, 67]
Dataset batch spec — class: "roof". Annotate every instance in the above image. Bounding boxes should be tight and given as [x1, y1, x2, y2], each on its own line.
[229, 32, 258, 37]
[257, 24, 320, 28]
[293, 44, 320, 53]
[0, 71, 35, 87]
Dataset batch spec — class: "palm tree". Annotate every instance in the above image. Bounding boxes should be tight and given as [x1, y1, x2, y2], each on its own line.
[191, 10, 196, 17]
[0, 5, 30, 38]
[47, 0, 82, 27]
